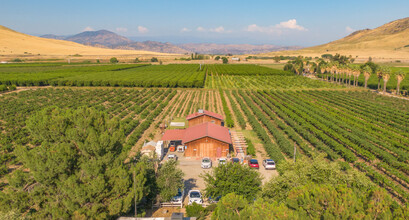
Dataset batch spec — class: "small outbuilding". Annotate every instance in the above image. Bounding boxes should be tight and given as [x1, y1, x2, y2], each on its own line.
[186, 109, 224, 127]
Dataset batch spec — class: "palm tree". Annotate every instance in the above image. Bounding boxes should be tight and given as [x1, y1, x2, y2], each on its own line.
[294, 63, 301, 75]
[346, 66, 351, 86]
[319, 64, 326, 79]
[354, 67, 361, 87]
[363, 65, 372, 89]
[325, 66, 331, 81]
[376, 67, 384, 90]
[382, 67, 391, 94]
[396, 71, 405, 95]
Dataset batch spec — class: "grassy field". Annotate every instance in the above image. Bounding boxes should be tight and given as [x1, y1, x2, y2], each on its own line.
[1, 63, 409, 206]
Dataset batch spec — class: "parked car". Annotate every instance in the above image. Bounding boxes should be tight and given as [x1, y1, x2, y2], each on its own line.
[231, 158, 240, 164]
[248, 159, 259, 169]
[208, 195, 222, 204]
[171, 188, 184, 204]
[168, 154, 178, 161]
[218, 158, 227, 165]
[177, 145, 185, 152]
[263, 159, 276, 170]
[188, 190, 203, 205]
[201, 157, 212, 169]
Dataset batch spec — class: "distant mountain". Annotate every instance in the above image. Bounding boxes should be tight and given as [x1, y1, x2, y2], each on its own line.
[40, 34, 67, 40]
[40, 29, 302, 55]
[41, 30, 187, 54]
[115, 41, 189, 54]
[266, 17, 409, 59]
[178, 43, 303, 55]
[0, 25, 166, 56]
[65, 30, 132, 46]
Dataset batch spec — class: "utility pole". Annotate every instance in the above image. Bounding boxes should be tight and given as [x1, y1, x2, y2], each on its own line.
[293, 143, 296, 163]
[134, 170, 137, 217]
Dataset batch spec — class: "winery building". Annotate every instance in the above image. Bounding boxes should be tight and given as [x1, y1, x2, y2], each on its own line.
[162, 110, 231, 158]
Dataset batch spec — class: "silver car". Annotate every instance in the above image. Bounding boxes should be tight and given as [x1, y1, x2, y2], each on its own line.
[263, 159, 276, 170]
[171, 188, 184, 204]
[201, 157, 212, 169]
[168, 154, 178, 161]
[188, 190, 203, 205]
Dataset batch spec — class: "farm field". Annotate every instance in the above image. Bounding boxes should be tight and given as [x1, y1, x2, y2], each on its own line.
[225, 89, 409, 204]
[0, 88, 223, 178]
[205, 74, 345, 89]
[205, 64, 291, 75]
[0, 64, 205, 88]
[1, 86, 409, 204]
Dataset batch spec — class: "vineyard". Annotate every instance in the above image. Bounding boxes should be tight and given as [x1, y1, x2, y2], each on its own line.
[0, 88, 224, 178]
[1, 62, 409, 206]
[205, 64, 292, 75]
[205, 74, 345, 89]
[0, 64, 205, 88]
[224, 89, 409, 203]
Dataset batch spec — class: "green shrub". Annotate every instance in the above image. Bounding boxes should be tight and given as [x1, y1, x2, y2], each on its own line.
[186, 202, 205, 217]
[245, 138, 256, 156]
[110, 57, 119, 63]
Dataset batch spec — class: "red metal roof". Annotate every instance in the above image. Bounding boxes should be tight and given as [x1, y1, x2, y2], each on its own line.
[162, 129, 186, 141]
[186, 110, 224, 121]
[182, 122, 232, 144]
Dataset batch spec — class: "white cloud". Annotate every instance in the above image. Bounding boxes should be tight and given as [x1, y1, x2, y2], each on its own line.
[116, 27, 128, 32]
[345, 26, 355, 33]
[276, 19, 306, 31]
[197, 26, 206, 32]
[246, 19, 307, 35]
[181, 27, 191, 32]
[83, 26, 94, 32]
[210, 26, 229, 33]
[196, 26, 231, 33]
[138, 26, 148, 34]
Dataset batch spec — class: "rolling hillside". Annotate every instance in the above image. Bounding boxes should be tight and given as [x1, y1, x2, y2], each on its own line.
[0, 25, 170, 56]
[266, 17, 409, 60]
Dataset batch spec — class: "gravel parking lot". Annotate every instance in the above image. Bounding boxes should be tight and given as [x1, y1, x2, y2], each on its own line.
[164, 149, 279, 194]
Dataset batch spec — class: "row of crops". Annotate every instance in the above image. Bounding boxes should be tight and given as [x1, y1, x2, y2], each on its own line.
[206, 74, 344, 89]
[0, 88, 177, 178]
[206, 64, 292, 75]
[0, 88, 227, 178]
[226, 90, 409, 203]
[0, 64, 205, 88]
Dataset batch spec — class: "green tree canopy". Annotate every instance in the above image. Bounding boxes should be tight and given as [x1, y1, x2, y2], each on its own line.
[156, 159, 184, 202]
[262, 154, 374, 202]
[110, 57, 119, 63]
[202, 163, 262, 200]
[0, 107, 147, 219]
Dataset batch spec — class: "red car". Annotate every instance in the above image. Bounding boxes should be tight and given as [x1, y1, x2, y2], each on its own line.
[248, 159, 259, 169]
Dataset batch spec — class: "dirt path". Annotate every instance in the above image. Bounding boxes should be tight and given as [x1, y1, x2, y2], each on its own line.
[214, 90, 223, 115]
[228, 90, 252, 130]
[167, 90, 184, 118]
[127, 92, 180, 159]
[177, 91, 192, 117]
[0, 86, 51, 96]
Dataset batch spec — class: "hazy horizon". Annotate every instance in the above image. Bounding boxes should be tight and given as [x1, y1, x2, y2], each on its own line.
[2, 0, 409, 46]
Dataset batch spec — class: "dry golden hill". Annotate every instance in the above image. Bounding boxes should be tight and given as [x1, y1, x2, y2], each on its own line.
[0, 25, 175, 57]
[264, 17, 409, 61]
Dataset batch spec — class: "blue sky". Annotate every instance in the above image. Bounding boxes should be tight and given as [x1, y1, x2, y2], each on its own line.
[1, 0, 408, 46]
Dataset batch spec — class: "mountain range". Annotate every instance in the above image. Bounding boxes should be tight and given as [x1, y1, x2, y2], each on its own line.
[40, 30, 301, 54]
[0, 25, 167, 56]
[267, 17, 409, 60]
